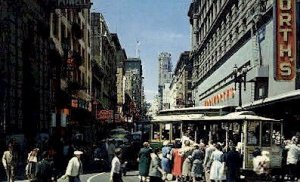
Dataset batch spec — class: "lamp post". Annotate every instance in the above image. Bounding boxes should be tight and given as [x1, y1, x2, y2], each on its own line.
[233, 65, 248, 107]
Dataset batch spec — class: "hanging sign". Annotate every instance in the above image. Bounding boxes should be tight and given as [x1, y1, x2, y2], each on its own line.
[275, 0, 296, 80]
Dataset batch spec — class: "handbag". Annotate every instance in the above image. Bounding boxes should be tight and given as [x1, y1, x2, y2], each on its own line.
[167, 173, 173, 181]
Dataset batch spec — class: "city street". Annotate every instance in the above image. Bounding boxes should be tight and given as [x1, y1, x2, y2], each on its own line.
[12, 171, 141, 182]
[1, 0, 300, 182]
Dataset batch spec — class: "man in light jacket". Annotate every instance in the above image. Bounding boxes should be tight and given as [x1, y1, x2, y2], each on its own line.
[62, 151, 83, 182]
[285, 137, 300, 181]
[2, 143, 17, 182]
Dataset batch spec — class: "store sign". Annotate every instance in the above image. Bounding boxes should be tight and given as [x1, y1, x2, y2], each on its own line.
[96, 110, 113, 121]
[203, 87, 235, 106]
[56, 0, 92, 9]
[275, 0, 296, 80]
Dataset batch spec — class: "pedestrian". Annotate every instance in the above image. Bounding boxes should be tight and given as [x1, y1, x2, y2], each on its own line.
[62, 150, 83, 182]
[149, 148, 163, 182]
[2, 143, 17, 182]
[203, 140, 215, 182]
[285, 136, 300, 181]
[138, 142, 152, 182]
[161, 141, 172, 180]
[209, 143, 226, 182]
[110, 148, 123, 182]
[26, 148, 40, 181]
[171, 141, 184, 182]
[108, 139, 116, 166]
[181, 140, 194, 182]
[36, 151, 54, 182]
[191, 144, 204, 182]
[223, 146, 242, 182]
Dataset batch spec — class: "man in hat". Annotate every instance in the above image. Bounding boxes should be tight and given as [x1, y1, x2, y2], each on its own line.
[2, 143, 17, 182]
[62, 150, 83, 182]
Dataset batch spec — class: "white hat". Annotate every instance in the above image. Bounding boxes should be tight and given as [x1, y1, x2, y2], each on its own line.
[74, 151, 83, 155]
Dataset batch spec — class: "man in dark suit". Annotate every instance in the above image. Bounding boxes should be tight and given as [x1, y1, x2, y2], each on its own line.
[224, 146, 242, 182]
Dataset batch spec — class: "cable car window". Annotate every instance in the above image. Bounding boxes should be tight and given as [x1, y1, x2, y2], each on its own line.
[247, 121, 259, 145]
[272, 123, 282, 145]
[262, 123, 271, 147]
[152, 123, 160, 140]
[161, 124, 170, 140]
[172, 123, 181, 140]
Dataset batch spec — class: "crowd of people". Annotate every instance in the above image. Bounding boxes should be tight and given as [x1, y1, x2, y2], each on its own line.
[1, 141, 86, 182]
[1, 133, 300, 182]
[136, 139, 242, 182]
[134, 134, 300, 182]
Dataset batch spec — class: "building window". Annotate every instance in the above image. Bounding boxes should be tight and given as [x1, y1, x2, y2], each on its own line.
[188, 82, 192, 89]
[254, 79, 268, 100]
[53, 13, 59, 39]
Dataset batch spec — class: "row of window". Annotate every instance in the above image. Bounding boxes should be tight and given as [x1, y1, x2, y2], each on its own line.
[192, 1, 254, 81]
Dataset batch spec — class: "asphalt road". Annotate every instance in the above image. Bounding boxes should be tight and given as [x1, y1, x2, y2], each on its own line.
[12, 171, 141, 182]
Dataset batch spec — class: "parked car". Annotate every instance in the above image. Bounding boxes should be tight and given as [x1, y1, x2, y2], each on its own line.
[108, 128, 131, 144]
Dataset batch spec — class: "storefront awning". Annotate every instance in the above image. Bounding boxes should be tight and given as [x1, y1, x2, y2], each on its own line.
[242, 90, 300, 110]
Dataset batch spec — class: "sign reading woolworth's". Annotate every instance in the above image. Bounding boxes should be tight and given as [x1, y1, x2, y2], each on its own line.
[275, 0, 297, 80]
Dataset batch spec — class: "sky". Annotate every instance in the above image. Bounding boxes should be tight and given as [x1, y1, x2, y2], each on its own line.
[92, 0, 191, 103]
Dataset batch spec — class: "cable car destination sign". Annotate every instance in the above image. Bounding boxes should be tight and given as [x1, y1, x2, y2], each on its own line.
[275, 0, 296, 80]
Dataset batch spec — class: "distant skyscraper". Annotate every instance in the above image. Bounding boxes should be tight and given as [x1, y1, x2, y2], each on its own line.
[158, 52, 173, 110]
[124, 58, 143, 121]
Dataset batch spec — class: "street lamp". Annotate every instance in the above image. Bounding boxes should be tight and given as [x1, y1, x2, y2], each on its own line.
[233, 64, 248, 107]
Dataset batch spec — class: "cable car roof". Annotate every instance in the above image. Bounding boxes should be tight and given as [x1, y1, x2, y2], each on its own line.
[151, 111, 281, 123]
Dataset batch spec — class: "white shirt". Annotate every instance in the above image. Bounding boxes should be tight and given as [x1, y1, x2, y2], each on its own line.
[110, 156, 121, 177]
[286, 143, 300, 165]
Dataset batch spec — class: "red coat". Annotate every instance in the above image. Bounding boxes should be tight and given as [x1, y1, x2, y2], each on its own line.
[172, 148, 184, 176]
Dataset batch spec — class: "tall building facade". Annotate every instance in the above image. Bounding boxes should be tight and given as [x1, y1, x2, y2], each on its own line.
[124, 58, 143, 122]
[111, 33, 127, 122]
[0, 0, 52, 144]
[49, 0, 93, 141]
[169, 51, 192, 109]
[158, 52, 173, 110]
[188, 0, 300, 132]
[91, 13, 119, 124]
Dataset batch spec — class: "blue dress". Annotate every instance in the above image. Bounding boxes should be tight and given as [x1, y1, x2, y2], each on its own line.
[161, 146, 172, 173]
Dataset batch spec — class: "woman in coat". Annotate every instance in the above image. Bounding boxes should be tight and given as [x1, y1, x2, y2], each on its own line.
[191, 144, 204, 182]
[138, 142, 152, 182]
[172, 142, 184, 182]
[62, 150, 83, 182]
[161, 141, 172, 180]
[181, 140, 194, 182]
[149, 148, 164, 182]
